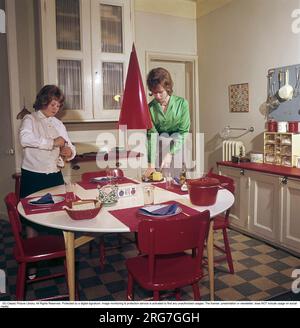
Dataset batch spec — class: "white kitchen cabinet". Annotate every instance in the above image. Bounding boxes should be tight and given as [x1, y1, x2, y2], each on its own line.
[39, 0, 134, 122]
[218, 166, 249, 229]
[281, 178, 300, 253]
[218, 164, 300, 256]
[247, 171, 280, 242]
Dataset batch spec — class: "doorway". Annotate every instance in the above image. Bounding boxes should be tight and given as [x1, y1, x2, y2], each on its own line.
[146, 52, 200, 172]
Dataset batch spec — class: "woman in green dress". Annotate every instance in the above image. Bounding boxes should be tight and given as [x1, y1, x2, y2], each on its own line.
[144, 67, 191, 178]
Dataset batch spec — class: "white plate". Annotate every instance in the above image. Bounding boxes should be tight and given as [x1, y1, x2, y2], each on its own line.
[138, 205, 182, 218]
[29, 195, 65, 206]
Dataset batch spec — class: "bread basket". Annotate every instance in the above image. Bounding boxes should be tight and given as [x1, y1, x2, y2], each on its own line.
[64, 199, 102, 220]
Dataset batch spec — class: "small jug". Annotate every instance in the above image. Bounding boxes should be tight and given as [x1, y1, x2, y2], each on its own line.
[98, 184, 118, 206]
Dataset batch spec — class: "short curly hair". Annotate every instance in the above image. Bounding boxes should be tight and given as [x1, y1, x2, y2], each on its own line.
[146, 67, 174, 95]
[33, 85, 65, 111]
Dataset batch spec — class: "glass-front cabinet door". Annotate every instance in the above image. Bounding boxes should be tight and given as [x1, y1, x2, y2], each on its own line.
[40, 0, 133, 122]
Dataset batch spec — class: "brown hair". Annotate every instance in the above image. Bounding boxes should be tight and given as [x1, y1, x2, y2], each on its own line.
[146, 67, 174, 95]
[33, 85, 65, 111]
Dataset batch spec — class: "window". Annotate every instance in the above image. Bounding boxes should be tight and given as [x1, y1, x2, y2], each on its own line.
[40, 0, 133, 122]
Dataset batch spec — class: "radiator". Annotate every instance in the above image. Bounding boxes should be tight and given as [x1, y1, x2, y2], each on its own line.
[222, 140, 246, 161]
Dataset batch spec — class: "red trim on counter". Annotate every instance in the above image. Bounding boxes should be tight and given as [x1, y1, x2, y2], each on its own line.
[217, 161, 300, 179]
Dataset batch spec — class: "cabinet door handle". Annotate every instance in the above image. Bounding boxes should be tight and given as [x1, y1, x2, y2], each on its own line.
[116, 161, 121, 167]
[280, 176, 288, 185]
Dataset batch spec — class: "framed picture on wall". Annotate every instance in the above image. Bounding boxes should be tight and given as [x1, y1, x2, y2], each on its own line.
[229, 83, 249, 112]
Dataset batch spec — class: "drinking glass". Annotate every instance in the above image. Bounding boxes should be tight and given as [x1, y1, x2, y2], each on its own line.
[143, 185, 154, 205]
[65, 182, 76, 203]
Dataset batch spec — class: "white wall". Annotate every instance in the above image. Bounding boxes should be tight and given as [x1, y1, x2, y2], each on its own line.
[197, 0, 300, 170]
[134, 9, 197, 83]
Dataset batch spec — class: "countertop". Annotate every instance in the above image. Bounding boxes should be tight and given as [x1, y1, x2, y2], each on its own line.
[217, 161, 300, 179]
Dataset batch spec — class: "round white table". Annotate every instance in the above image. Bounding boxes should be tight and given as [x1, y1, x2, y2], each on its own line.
[18, 182, 234, 301]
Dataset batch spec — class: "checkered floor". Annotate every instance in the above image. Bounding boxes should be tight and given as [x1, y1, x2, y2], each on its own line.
[1, 218, 300, 301]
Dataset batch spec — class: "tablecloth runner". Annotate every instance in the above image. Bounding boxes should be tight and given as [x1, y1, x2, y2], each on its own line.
[154, 182, 188, 195]
[109, 201, 200, 232]
[77, 177, 138, 190]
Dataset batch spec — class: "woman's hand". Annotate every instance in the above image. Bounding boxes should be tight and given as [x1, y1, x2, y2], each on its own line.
[161, 152, 173, 169]
[143, 165, 156, 178]
[60, 146, 73, 159]
[53, 136, 66, 148]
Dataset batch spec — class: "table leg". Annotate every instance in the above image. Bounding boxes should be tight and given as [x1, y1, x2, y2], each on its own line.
[207, 222, 215, 301]
[63, 231, 75, 301]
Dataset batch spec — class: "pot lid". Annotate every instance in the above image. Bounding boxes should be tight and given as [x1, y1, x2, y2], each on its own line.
[187, 177, 220, 187]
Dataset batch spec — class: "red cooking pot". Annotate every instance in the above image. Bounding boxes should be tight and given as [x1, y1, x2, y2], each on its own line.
[288, 121, 299, 133]
[187, 177, 220, 206]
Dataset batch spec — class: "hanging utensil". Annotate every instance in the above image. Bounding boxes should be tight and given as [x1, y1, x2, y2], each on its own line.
[293, 66, 300, 98]
[278, 69, 293, 101]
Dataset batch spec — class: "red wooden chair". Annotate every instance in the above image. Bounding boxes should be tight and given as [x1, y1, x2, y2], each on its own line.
[4, 192, 70, 301]
[12, 172, 21, 202]
[126, 210, 210, 301]
[207, 168, 235, 274]
[81, 168, 128, 269]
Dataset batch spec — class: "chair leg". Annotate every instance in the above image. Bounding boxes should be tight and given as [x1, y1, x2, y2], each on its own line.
[127, 273, 134, 301]
[16, 262, 26, 301]
[153, 291, 160, 301]
[222, 228, 234, 274]
[192, 283, 201, 301]
[175, 288, 181, 301]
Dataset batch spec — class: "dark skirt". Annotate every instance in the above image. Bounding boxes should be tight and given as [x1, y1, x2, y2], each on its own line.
[20, 168, 64, 198]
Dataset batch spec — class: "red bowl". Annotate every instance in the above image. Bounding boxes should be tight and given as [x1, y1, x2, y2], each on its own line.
[187, 177, 220, 206]
[64, 199, 102, 220]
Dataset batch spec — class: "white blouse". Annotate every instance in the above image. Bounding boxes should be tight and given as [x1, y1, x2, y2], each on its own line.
[19, 111, 76, 174]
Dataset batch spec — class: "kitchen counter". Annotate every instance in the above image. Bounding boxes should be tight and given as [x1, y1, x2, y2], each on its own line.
[217, 161, 300, 179]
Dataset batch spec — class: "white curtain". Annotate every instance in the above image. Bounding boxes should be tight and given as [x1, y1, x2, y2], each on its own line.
[58, 59, 83, 110]
[102, 62, 123, 110]
[56, 0, 81, 50]
[100, 4, 123, 53]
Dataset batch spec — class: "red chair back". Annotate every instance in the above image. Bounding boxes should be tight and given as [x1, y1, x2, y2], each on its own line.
[207, 169, 235, 194]
[81, 168, 124, 182]
[4, 192, 25, 258]
[137, 211, 210, 280]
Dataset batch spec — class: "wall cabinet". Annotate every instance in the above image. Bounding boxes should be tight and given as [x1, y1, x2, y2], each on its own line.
[219, 164, 300, 255]
[40, 0, 134, 122]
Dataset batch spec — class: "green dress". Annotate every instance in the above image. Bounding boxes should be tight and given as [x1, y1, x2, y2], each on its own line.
[147, 95, 191, 165]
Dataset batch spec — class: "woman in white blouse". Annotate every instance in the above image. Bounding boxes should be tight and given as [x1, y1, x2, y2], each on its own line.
[19, 85, 76, 198]
[19, 85, 76, 278]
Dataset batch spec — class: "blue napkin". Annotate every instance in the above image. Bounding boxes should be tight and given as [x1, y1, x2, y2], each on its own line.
[30, 193, 54, 204]
[139, 203, 178, 216]
[90, 177, 109, 183]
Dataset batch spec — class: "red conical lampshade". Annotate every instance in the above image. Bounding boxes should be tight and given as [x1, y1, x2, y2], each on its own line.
[118, 44, 152, 129]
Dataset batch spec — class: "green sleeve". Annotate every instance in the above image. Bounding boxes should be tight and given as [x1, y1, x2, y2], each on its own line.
[170, 100, 190, 154]
[147, 125, 158, 165]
